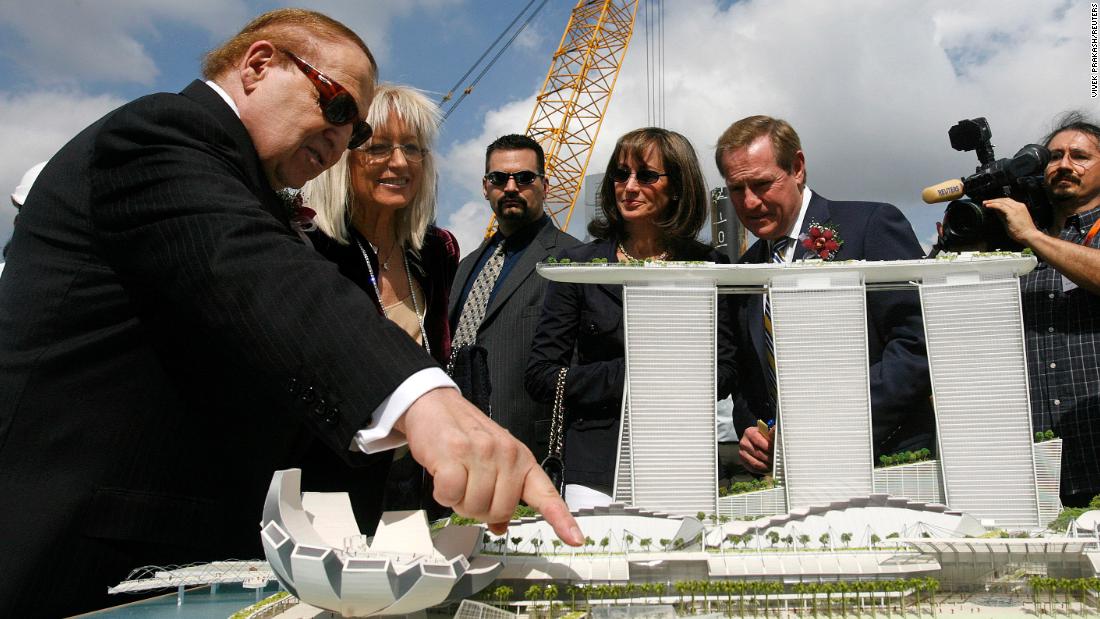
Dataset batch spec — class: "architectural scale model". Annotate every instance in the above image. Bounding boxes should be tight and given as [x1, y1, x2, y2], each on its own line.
[259, 468, 501, 617]
[148, 254, 1098, 617]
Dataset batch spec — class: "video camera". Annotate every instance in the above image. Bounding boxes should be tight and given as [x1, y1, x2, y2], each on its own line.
[922, 117, 1052, 252]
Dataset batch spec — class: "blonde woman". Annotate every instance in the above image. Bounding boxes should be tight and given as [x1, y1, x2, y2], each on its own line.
[302, 84, 458, 525]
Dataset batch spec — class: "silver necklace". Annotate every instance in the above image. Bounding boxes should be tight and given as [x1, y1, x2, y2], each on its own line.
[618, 241, 668, 262]
[367, 240, 396, 271]
[355, 237, 431, 356]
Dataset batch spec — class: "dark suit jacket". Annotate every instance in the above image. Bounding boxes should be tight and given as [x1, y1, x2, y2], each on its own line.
[731, 191, 935, 457]
[0, 81, 435, 616]
[448, 217, 580, 460]
[525, 237, 737, 489]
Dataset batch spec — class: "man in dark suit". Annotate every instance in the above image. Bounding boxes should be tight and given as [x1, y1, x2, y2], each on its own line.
[714, 115, 935, 473]
[449, 134, 580, 460]
[0, 11, 577, 616]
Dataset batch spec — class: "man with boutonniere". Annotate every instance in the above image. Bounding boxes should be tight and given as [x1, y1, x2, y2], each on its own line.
[715, 114, 934, 475]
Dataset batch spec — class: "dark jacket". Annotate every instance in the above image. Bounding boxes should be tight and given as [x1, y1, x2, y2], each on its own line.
[311, 224, 460, 366]
[525, 237, 737, 489]
[0, 81, 435, 616]
[305, 224, 459, 526]
[449, 217, 580, 460]
[731, 192, 935, 457]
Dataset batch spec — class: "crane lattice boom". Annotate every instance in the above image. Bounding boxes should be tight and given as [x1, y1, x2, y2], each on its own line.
[487, 0, 639, 236]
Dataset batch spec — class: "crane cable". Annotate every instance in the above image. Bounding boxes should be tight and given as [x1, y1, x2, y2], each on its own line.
[643, 0, 665, 127]
[440, 0, 551, 122]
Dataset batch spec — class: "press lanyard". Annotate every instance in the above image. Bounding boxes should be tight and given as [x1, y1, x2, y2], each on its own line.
[1084, 217, 1100, 247]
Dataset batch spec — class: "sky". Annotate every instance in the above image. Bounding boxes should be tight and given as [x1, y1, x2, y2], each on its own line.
[0, 0, 1095, 259]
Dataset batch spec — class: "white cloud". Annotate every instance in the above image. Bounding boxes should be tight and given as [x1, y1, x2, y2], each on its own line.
[445, 200, 491, 259]
[0, 1, 250, 85]
[436, 95, 537, 250]
[0, 90, 128, 245]
[433, 0, 1094, 249]
[304, 0, 464, 69]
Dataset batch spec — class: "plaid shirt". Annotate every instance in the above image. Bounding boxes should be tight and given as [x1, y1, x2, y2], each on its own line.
[1022, 203, 1100, 496]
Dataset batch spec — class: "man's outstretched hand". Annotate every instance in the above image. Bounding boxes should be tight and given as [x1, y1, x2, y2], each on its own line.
[397, 387, 583, 544]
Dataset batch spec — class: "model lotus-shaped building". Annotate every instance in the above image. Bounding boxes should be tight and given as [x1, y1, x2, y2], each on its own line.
[260, 469, 502, 616]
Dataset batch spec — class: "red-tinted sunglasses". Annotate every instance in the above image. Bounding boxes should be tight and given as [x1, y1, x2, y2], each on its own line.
[280, 49, 372, 150]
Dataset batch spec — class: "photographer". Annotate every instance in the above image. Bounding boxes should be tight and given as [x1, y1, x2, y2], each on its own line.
[984, 112, 1100, 507]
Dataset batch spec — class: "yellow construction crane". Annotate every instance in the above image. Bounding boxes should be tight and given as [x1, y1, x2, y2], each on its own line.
[486, 0, 640, 237]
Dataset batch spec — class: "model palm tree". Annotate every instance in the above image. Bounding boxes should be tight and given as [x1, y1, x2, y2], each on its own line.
[564, 584, 581, 612]
[840, 532, 852, 548]
[925, 577, 940, 617]
[543, 583, 558, 619]
[838, 581, 851, 617]
[819, 532, 831, 549]
[674, 581, 689, 612]
[494, 585, 513, 609]
[870, 533, 881, 548]
[1028, 576, 1042, 615]
[639, 537, 652, 552]
[525, 584, 543, 618]
[822, 581, 834, 617]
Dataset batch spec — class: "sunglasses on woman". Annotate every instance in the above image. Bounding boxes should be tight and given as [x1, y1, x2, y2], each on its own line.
[484, 170, 542, 186]
[610, 167, 668, 185]
[280, 49, 373, 150]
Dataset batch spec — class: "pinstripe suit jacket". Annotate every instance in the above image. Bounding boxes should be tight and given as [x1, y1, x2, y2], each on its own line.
[0, 81, 435, 616]
[449, 217, 580, 460]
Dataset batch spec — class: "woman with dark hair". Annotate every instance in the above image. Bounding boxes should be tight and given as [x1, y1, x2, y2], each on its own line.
[299, 84, 458, 528]
[525, 127, 736, 509]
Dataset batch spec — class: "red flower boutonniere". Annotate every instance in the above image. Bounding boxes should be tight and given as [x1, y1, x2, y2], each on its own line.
[799, 222, 843, 260]
[282, 190, 317, 232]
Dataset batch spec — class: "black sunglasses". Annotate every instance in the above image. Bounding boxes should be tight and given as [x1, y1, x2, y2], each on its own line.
[280, 49, 373, 150]
[610, 167, 668, 185]
[484, 170, 542, 187]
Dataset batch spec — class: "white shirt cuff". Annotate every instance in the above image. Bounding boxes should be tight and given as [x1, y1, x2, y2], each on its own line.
[352, 367, 458, 454]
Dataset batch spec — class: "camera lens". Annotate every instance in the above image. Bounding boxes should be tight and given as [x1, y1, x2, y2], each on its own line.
[943, 199, 986, 247]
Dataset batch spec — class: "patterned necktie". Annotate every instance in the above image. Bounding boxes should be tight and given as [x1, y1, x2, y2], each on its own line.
[763, 237, 789, 405]
[451, 241, 506, 357]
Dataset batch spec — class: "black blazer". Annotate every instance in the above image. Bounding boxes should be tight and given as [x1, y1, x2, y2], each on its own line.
[731, 192, 935, 457]
[448, 217, 580, 460]
[305, 224, 460, 525]
[311, 224, 460, 366]
[0, 81, 435, 616]
[525, 237, 737, 489]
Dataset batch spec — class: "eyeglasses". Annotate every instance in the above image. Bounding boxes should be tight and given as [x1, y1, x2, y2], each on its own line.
[610, 167, 668, 185]
[484, 170, 542, 186]
[280, 49, 373, 150]
[359, 142, 426, 163]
